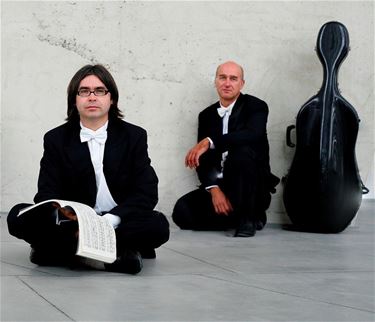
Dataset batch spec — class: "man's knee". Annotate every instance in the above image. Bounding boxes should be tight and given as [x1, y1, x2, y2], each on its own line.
[152, 211, 170, 246]
[7, 203, 32, 238]
[136, 210, 170, 248]
[172, 194, 195, 229]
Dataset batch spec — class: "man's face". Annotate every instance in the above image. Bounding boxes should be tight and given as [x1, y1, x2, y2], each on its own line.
[76, 75, 112, 124]
[215, 62, 244, 105]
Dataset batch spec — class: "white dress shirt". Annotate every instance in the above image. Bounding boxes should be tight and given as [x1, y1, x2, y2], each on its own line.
[206, 99, 236, 189]
[80, 121, 121, 229]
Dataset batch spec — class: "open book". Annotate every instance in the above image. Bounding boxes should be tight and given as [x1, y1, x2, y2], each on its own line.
[18, 199, 116, 263]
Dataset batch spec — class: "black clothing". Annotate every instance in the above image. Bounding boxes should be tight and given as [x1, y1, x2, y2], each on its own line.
[173, 93, 279, 230]
[7, 118, 169, 265]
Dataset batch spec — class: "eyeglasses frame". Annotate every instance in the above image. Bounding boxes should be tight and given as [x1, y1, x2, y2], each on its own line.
[77, 88, 110, 97]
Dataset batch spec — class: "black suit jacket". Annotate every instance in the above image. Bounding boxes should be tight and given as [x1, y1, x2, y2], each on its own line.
[34, 118, 158, 219]
[196, 93, 275, 189]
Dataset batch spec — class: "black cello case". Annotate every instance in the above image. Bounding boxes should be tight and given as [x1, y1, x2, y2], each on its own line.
[283, 21, 367, 233]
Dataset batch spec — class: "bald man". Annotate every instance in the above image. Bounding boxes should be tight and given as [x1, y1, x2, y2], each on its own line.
[172, 61, 279, 237]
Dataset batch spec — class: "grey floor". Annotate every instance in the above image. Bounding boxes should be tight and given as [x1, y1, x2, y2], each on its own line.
[1, 201, 374, 322]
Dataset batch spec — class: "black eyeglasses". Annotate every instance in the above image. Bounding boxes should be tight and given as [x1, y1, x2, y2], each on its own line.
[77, 88, 109, 97]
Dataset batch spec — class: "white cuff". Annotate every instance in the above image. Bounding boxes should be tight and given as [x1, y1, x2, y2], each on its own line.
[103, 213, 121, 229]
[207, 137, 215, 149]
[205, 185, 219, 191]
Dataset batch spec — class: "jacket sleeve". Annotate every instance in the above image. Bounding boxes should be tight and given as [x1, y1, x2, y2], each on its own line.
[196, 112, 222, 187]
[34, 132, 65, 203]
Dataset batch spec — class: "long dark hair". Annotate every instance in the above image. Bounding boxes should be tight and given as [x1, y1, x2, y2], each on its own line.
[66, 64, 123, 122]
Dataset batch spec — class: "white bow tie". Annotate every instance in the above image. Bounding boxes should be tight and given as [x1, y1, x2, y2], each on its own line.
[217, 106, 231, 118]
[80, 128, 107, 144]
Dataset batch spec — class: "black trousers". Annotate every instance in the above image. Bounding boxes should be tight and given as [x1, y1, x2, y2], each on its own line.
[7, 203, 170, 258]
[172, 147, 271, 230]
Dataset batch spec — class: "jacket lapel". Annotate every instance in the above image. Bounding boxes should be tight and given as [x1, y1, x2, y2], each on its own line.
[211, 102, 223, 137]
[228, 93, 245, 132]
[103, 119, 126, 183]
[63, 122, 97, 203]
[63, 122, 94, 177]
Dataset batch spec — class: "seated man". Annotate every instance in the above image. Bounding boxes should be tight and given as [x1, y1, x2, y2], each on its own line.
[7, 64, 169, 274]
[173, 61, 279, 237]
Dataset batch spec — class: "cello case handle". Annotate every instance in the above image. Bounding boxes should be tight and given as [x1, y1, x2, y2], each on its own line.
[361, 180, 370, 195]
[286, 125, 296, 147]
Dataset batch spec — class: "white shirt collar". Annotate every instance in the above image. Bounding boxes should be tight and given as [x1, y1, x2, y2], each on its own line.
[80, 121, 108, 134]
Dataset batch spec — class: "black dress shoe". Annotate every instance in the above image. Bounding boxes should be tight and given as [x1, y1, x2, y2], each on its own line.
[254, 211, 267, 230]
[105, 249, 143, 274]
[139, 248, 156, 259]
[234, 220, 256, 237]
[254, 219, 266, 231]
[30, 248, 56, 266]
[29, 247, 73, 266]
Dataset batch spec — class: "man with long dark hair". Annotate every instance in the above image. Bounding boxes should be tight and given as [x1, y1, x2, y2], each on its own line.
[7, 64, 169, 274]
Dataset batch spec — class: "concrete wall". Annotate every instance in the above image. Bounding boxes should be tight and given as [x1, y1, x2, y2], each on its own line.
[2, 1, 374, 223]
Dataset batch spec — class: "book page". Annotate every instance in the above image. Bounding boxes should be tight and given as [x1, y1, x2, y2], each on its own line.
[18, 199, 60, 216]
[65, 201, 117, 263]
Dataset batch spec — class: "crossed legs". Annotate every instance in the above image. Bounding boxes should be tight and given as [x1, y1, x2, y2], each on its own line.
[7, 203, 169, 267]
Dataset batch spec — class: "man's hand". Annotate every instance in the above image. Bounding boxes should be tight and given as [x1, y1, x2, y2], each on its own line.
[52, 203, 78, 221]
[209, 187, 233, 216]
[185, 138, 210, 169]
[52, 203, 79, 238]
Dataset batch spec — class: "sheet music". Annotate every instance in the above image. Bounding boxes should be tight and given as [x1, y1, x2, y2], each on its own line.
[66, 201, 117, 263]
[19, 199, 117, 263]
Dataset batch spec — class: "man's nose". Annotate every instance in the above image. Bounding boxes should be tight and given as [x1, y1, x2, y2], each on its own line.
[88, 92, 97, 99]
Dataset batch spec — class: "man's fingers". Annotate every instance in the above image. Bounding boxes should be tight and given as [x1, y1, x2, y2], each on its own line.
[185, 150, 193, 167]
[185, 154, 191, 167]
[185, 150, 199, 168]
[51, 202, 61, 209]
[221, 204, 230, 216]
[215, 205, 224, 215]
[214, 201, 230, 216]
[185, 143, 207, 169]
[193, 154, 200, 167]
[59, 207, 77, 221]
